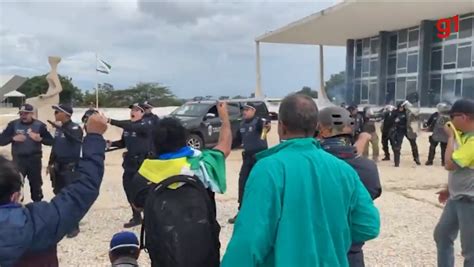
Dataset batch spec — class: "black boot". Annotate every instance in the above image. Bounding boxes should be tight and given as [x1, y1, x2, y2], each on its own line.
[394, 152, 400, 167]
[382, 155, 390, 161]
[124, 208, 142, 228]
[228, 215, 237, 224]
[67, 226, 80, 238]
[414, 158, 421, 165]
[425, 142, 436, 166]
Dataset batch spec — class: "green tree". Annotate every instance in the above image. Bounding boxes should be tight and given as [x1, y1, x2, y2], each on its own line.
[297, 86, 318, 98]
[325, 71, 346, 102]
[17, 74, 83, 104]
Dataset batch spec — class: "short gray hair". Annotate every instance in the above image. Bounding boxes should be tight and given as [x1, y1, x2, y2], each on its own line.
[279, 94, 318, 135]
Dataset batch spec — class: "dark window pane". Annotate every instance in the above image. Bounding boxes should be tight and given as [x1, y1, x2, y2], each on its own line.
[363, 38, 370, 55]
[444, 63, 456, 70]
[463, 74, 474, 99]
[408, 30, 419, 47]
[396, 77, 406, 100]
[389, 35, 397, 51]
[361, 81, 369, 100]
[406, 80, 417, 97]
[442, 74, 455, 101]
[407, 54, 418, 73]
[362, 58, 369, 74]
[431, 50, 442, 71]
[443, 44, 457, 63]
[429, 78, 441, 107]
[354, 83, 361, 104]
[459, 18, 473, 39]
[355, 60, 362, 78]
[369, 82, 377, 104]
[388, 57, 396, 75]
[356, 41, 362, 57]
[458, 46, 472, 68]
[399, 29, 408, 43]
[370, 60, 378, 76]
[397, 52, 407, 69]
[398, 43, 408, 50]
[455, 79, 462, 97]
[386, 81, 395, 104]
[371, 39, 379, 54]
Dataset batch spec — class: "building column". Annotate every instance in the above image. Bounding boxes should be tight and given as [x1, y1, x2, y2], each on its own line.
[378, 31, 389, 105]
[255, 41, 263, 98]
[345, 39, 355, 104]
[418, 20, 434, 107]
[319, 45, 328, 100]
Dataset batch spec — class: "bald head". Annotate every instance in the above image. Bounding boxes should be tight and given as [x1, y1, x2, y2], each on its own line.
[278, 94, 318, 138]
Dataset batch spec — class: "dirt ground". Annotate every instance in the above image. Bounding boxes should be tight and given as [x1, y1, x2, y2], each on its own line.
[0, 113, 464, 267]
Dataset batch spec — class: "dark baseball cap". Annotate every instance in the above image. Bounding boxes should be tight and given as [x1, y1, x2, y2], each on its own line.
[18, 104, 34, 113]
[109, 231, 139, 252]
[52, 104, 73, 116]
[129, 103, 145, 112]
[449, 99, 474, 115]
[142, 101, 154, 109]
[243, 102, 257, 110]
[319, 106, 355, 134]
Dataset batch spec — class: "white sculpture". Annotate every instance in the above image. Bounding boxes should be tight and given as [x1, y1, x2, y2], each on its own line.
[26, 56, 62, 125]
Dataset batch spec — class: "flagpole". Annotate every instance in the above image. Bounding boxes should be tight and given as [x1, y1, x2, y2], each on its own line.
[95, 53, 99, 109]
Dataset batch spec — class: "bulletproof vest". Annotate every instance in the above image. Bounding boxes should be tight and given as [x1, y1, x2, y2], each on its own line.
[382, 112, 396, 133]
[123, 120, 152, 156]
[12, 119, 43, 156]
[52, 121, 82, 163]
[432, 114, 450, 143]
[394, 111, 408, 131]
[240, 117, 267, 153]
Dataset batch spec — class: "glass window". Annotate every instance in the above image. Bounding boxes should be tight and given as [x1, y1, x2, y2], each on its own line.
[407, 54, 418, 73]
[370, 39, 379, 54]
[408, 30, 419, 47]
[355, 60, 362, 78]
[429, 78, 441, 107]
[389, 35, 397, 51]
[363, 38, 370, 55]
[463, 73, 474, 99]
[455, 79, 462, 97]
[459, 18, 473, 39]
[362, 58, 369, 74]
[442, 74, 456, 101]
[458, 46, 472, 68]
[397, 52, 407, 69]
[406, 79, 417, 98]
[388, 56, 396, 75]
[396, 77, 406, 100]
[356, 41, 362, 57]
[370, 59, 378, 77]
[443, 44, 457, 63]
[369, 82, 377, 104]
[399, 29, 408, 44]
[354, 82, 361, 104]
[361, 81, 369, 100]
[386, 81, 395, 105]
[431, 49, 442, 71]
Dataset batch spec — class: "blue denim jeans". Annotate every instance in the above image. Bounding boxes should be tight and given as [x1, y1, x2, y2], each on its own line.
[434, 198, 474, 267]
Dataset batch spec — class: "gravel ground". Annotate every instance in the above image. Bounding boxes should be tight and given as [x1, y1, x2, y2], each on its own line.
[0, 115, 466, 266]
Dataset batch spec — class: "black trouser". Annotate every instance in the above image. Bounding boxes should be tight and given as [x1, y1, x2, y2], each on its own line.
[348, 243, 365, 267]
[52, 161, 79, 231]
[122, 154, 145, 220]
[391, 130, 419, 165]
[238, 151, 258, 210]
[427, 136, 447, 165]
[381, 131, 393, 159]
[13, 154, 43, 202]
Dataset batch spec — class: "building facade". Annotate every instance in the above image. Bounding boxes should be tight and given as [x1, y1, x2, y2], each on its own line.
[346, 13, 474, 107]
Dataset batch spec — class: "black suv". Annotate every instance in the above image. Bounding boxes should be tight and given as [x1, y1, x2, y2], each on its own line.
[170, 99, 270, 149]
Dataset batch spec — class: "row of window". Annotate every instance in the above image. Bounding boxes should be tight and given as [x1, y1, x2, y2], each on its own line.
[431, 42, 474, 71]
[426, 72, 474, 106]
[433, 16, 474, 43]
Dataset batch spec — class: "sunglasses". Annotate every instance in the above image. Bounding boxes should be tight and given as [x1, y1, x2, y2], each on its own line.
[450, 113, 463, 119]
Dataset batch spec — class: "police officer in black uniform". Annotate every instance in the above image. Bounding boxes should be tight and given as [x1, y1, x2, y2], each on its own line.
[391, 101, 421, 167]
[0, 104, 54, 201]
[228, 102, 270, 224]
[48, 104, 84, 237]
[424, 102, 450, 166]
[107, 103, 153, 228]
[142, 101, 160, 126]
[381, 105, 396, 161]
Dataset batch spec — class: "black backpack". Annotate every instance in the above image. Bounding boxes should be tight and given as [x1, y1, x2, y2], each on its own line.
[140, 175, 221, 267]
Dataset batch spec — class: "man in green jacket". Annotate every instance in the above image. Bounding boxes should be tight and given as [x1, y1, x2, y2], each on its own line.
[222, 94, 380, 267]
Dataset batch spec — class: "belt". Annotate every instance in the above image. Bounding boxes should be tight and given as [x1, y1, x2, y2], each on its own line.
[456, 196, 474, 203]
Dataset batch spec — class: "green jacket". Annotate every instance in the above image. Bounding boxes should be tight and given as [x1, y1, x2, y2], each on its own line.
[222, 138, 380, 267]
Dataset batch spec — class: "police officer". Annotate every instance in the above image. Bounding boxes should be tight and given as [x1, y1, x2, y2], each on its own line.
[348, 105, 364, 140]
[0, 104, 54, 201]
[361, 107, 380, 161]
[228, 102, 270, 224]
[48, 104, 84, 237]
[381, 105, 396, 161]
[424, 102, 450, 166]
[391, 101, 421, 167]
[107, 103, 153, 228]
[142, 101, 160, 126]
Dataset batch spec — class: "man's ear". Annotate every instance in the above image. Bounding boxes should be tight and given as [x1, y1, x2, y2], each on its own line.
[10, 191, 21, 203]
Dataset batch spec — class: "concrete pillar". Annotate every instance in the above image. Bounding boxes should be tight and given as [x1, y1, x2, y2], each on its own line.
[345, 39, 355, 104]
[419, 20, 434, 107]
[378, 32, 389, 105]
[319, 45, 327, 100]
[255, 41, 263, 99]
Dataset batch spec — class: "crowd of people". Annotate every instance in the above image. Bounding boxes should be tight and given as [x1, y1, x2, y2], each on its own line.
[0, 95, 473, 267]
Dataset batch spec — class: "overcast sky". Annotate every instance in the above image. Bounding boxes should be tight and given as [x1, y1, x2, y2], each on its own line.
[0, 0, 346, 98]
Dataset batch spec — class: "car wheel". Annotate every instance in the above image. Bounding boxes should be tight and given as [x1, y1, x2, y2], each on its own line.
[187, 134, 204, 149]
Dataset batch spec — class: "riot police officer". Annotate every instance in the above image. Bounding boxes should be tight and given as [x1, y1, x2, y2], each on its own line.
[107, 103, 153, 228]
[48, 104, 84, 237]
[381, 105, 396, 161]
[391, 101, 420, 167]
[228, 102, 270, 224]
[0, 104, 54, 201]
[424, 102, 450, 166]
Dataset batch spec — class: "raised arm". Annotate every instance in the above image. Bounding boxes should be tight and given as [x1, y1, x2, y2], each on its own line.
[0, 122, 14, 146]
[39, 123, 54, 146]
[109, 119, 149, 134]
[213, 102, 232, 158]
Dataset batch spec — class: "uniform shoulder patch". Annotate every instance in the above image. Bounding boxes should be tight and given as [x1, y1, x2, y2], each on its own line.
[72, 126, 79, 130]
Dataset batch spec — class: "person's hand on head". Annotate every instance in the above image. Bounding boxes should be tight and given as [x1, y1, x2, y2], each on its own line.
[13, 134, 26, 142]
[86, 113, 108, 135]
[217, 101, 229, 121]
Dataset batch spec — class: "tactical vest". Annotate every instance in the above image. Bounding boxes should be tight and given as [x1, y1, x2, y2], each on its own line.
[123, 120, 152, 157]
[240, 117, 267, 153]
[12, 120, 43, 156]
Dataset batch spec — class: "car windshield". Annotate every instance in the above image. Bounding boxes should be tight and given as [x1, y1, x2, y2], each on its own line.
[171, 103, 211, 117]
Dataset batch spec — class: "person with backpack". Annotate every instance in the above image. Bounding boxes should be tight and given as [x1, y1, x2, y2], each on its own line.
[391, 100, 421, 167]
[317, 106, 382, 267]
[0, 113, 108, 267]
[222, 94, 380, 267]
[129, 101, 232, 267]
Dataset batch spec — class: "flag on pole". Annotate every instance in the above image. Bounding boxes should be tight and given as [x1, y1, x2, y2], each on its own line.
[96, 58, 111, 74]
